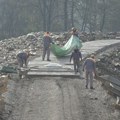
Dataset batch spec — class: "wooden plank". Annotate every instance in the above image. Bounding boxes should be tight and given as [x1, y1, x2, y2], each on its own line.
[110, 83, 120, 92]
[107, 85, 120, 97]
[100, 75, 120, 86]
[27, 71, 80, 77]
[96, 75, 120, 97]
[30, 69, 73, 72]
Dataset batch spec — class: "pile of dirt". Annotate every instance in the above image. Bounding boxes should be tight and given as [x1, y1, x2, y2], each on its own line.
[96, 46, 120, 78]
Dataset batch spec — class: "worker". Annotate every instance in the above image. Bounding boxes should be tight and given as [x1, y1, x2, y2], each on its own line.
[42, 32, 54, 61]
[83, 54, 96, 89]
[16, 50, 30, 67]
[70, 48, 82, 74]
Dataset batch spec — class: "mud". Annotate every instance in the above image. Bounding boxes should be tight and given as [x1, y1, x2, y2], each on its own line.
[0, 76, 119, 120]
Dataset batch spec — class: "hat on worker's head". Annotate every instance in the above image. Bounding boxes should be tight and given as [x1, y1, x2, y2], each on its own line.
[74, 46, 79, 50]
[23, 49, 30, 53]
[74, 46, 79, 52]
[90, 54, 95, 59]
[44, 31, 50, 36]
[71, 27, 77, 32]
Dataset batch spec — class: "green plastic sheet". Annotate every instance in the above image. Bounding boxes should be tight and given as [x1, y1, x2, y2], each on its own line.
[0, 66, 17, 73]
[51, 35, 82, 57]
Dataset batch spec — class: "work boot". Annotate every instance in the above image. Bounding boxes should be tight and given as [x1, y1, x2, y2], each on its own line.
[90, 87, 95, 90]
[47, 59, 51, 61]
[85, 85, 88, 89]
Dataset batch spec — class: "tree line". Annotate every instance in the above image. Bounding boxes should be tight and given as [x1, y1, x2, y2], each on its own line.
[0, 0, 120, 39]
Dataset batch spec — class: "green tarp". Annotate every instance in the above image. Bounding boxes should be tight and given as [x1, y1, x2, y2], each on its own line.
[51, 35, 82, 57]
[0, 66, 17, 73]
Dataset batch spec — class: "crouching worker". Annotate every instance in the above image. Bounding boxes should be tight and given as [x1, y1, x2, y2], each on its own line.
[17, 50, 30, 68]
[70, 48, 82, 74]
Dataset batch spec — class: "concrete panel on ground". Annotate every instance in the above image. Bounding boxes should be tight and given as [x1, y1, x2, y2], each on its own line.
[28, 40, 120, 77]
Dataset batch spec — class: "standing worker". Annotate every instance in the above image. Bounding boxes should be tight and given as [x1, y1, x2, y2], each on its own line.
[71, 27, 79, 37]
[70, 48, 82, 74]
[42, 32, 54, 61]
[83, 54, 96, 89]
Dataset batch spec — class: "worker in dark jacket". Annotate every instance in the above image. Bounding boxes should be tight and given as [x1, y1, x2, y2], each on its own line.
[70, 48, 82, 74]
[83, 54, 96, 89]
[17, 50, 30, 67]
[42, 32, 54, 61]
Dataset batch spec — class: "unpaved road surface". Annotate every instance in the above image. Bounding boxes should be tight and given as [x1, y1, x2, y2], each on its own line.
[5, 76, 120, 120]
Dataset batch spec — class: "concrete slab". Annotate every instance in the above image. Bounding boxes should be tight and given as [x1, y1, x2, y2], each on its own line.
[81, 39, 120, 55]
[27, 39, 120, 77]
[28, 71, 80, 77]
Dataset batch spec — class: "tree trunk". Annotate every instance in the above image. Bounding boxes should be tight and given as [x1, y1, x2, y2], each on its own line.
[100, 0, 106, 32]
[47, 0, 56, 31]
[64, 0, 68, 31]
[81, 0, 89, 32]
[71, 0, 74, 27]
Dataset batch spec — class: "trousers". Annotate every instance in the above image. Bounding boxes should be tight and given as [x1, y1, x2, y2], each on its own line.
[17, 57, 27, 67]
[85, 70, 94, 88]
[42, 47, 50, 60]
[73, 60, 80, 73]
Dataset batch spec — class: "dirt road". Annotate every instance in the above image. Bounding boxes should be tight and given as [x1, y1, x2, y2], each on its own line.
[5, 76, 120, 120]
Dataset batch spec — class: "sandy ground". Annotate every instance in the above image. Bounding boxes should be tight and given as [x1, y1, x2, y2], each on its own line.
[4, 76, 120, 120]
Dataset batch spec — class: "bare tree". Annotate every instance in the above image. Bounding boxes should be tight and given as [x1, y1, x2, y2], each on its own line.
[37, 0, 56, 31]
[70, 0, 75, 27]
[64, 0, 68, 31]
[99, 0, 107, 32]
